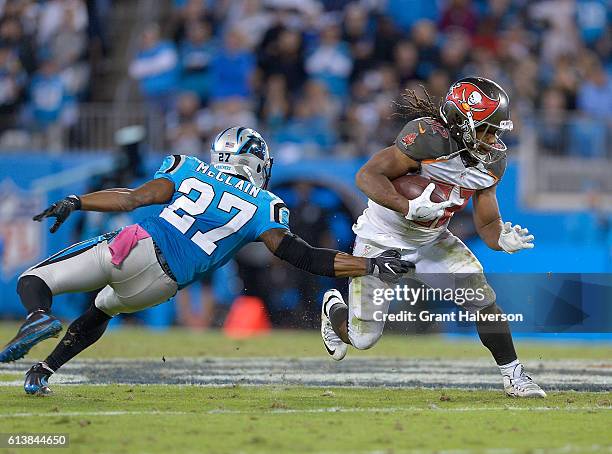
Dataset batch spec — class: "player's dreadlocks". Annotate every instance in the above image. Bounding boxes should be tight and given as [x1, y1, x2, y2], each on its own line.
[393, 86, 444, 123]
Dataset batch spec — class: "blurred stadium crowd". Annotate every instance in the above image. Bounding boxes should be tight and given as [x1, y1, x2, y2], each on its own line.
[1, 0, 611, 329]
[1, 0, 611, 157]
[144, 0, 612, 159]
[0, 0, 109, 149]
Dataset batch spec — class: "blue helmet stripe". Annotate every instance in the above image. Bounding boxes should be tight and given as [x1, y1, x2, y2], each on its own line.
[219, 127, 232, 138]
[236, 138, 253, 155]
[235, 127, 245, 145]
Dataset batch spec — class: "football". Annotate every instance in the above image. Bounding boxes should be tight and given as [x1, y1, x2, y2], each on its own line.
[392, 174, 446, 202]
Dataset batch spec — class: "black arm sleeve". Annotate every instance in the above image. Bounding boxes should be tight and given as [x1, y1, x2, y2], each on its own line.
[273, 233, 338, 277]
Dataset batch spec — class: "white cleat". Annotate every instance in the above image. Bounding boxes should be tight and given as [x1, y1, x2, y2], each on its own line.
[503, 363, 547, 398]
[321, 289, 348, 361]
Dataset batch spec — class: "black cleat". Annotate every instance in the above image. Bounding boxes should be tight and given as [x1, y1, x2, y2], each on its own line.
[24, 362, 54, 396]
[0, 312, 63, 363]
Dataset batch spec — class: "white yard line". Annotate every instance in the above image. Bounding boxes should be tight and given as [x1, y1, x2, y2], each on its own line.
[1, 357, 609, 390]
[0, 406, 610, 419]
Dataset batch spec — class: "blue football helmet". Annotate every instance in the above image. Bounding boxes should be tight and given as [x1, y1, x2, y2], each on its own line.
[210, 126, 272, 189]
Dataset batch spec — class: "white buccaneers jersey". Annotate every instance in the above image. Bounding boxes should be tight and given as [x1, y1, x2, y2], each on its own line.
[353, 117, 506, 248]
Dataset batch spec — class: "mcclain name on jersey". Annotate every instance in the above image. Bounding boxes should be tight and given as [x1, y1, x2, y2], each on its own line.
[195, 162, 262, 198]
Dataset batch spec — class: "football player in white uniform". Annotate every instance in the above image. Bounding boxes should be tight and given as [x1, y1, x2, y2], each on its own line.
[321, 77, 545, 398]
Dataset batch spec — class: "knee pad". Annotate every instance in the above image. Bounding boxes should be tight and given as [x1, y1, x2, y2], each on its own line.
[17, 275, 52, 300]
[457, 274, 496, 312]
[348, 327, 383, 350]
[94, 286, 122, 317]
[17, 275, 53, 313]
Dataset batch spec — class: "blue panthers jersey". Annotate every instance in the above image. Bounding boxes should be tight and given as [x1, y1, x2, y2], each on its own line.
[139, 155, 289, 288]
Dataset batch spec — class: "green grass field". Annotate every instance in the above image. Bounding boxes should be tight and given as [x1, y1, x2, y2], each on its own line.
[0, 323, 609, 360]
[0, 323, 610, 454]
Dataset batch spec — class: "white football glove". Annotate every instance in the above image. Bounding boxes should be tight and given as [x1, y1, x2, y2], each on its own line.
[498, 221, 535, 253]
[405, 183, 460, 222]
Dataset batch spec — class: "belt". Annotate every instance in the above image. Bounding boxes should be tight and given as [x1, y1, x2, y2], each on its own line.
[153, 241, 177, 283]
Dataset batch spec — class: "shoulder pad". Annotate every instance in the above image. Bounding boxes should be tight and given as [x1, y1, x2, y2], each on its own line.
[182, 155, 204, 168]
[159, 154, 187, 174]
[395, 117, 457, 162]
[158, 155, 205, 177]
[484, 156, 507, 181]
[263, 191, 285, 206]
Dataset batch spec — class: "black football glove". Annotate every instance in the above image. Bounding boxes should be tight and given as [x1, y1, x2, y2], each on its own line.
[33, 195, 81, 233]
[366, 249, 415, 278]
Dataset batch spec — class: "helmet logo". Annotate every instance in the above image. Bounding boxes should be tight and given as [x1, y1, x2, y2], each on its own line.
[446, 82, 499, 122]
[467, 91, 482, 107]
[401, 133, 417, 147]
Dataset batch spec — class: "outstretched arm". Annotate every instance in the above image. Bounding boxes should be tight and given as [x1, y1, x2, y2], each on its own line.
[79, 179, 175, 212]
[260, 228, 414, 278]
[34, 179, 175, 233]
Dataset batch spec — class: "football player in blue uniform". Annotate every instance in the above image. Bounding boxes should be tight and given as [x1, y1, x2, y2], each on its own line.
[0, 127, 414, 395]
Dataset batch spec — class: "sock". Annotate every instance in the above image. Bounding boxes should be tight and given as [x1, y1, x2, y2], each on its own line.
[45, 305, 112, 372]
[476, 303, 518, 366]
[499, 359, 522, 378]
[17, 276, 53, 314]
[27, 310, 47, 320]
[329, 303, 349, 343]
[37, 361, 55, 376]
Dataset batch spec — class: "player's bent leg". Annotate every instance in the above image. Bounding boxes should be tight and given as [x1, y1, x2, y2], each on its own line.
[23, 362, 54, 396]
[24, 237, 177, 395]
[25, 304, 112, 396]
[417, 232, 545, 398]
[1, 233, 116, 363]
[347, 277, 387, 350]
[17, 275, 53, 314]
[0, 274, 62, 362]
[321, 289, 348, 360]
[471, 294, 545, 397]
[499, 358, 546, 398]
[0, 308, 63, 363]
[20, 231, 117, 297]
[94, 237, 178, 316]
[328, 292, 349, 344]
[477, 303, 545, 398]
[348, 321, 382, 350]
[347, 237, 397, 350]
